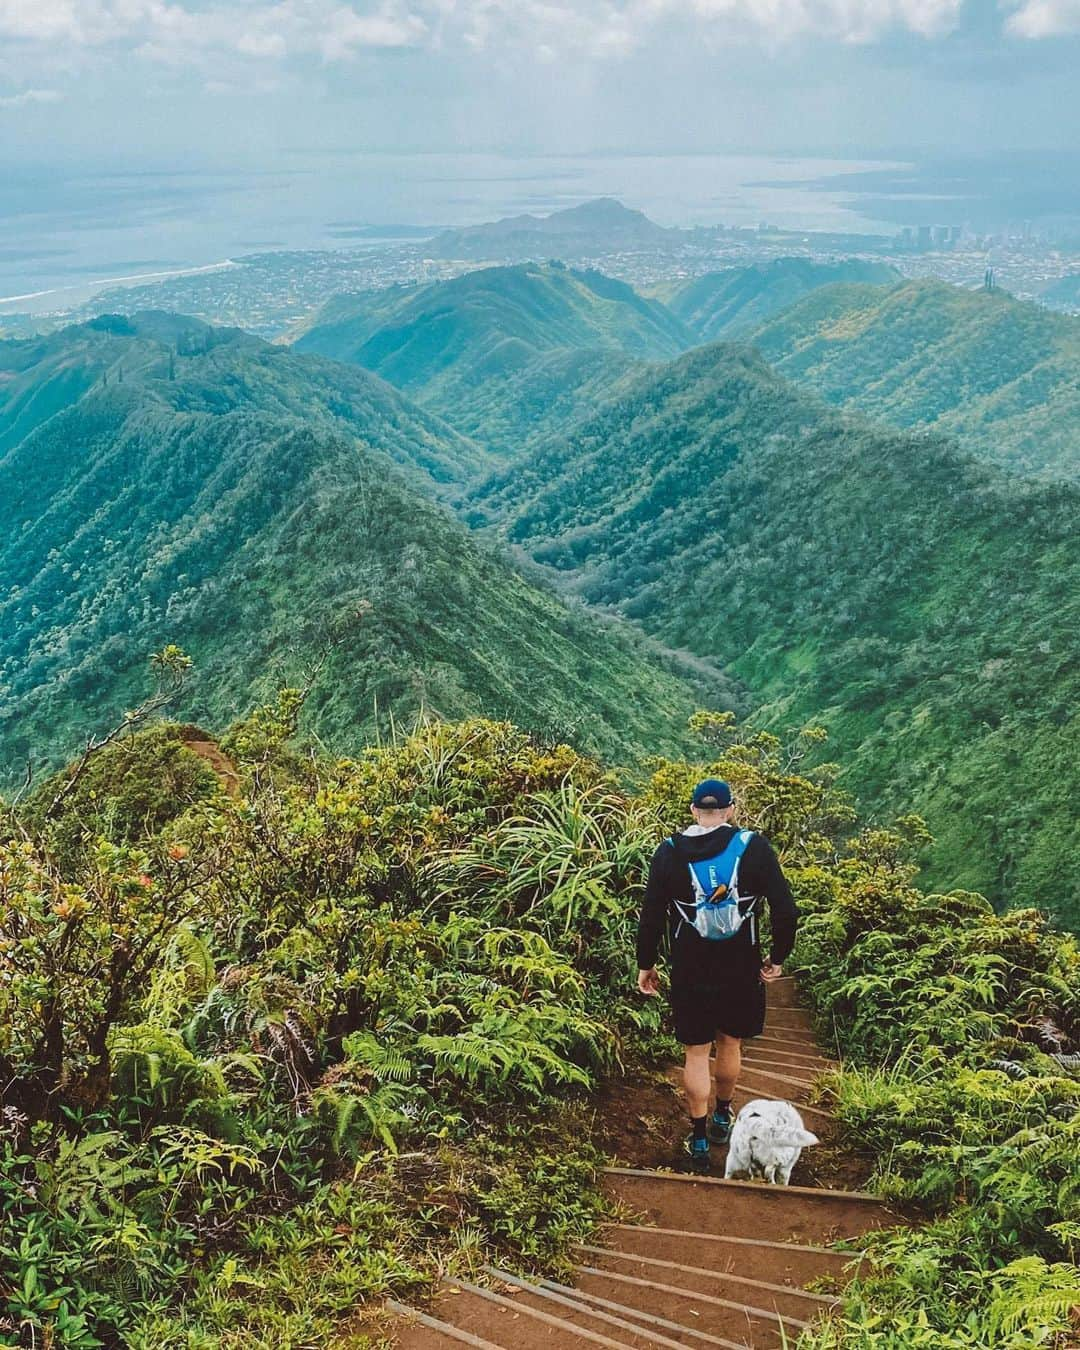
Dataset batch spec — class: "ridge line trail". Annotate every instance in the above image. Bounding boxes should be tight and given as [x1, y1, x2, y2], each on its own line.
[390, 975, 902, 1347]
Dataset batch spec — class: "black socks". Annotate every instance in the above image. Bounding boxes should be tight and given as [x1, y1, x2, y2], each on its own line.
[713, 1099, 732, 1122]
[692, 1115, 709, 1143]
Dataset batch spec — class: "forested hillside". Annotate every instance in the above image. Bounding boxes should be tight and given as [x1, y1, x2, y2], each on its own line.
[0, 315, 731, 780]
[657, 258, 898, 341]
[8, 277, 1080, 927]
[0, 311, 487, 486]
[291, 262, 689, 446]
[465, 342, 1080, 929]
[4, 713, 1078, 1347]
[751, 278, 1080, 477]
[434, 345, 648, 456]
[1040, 270, 1080, 313]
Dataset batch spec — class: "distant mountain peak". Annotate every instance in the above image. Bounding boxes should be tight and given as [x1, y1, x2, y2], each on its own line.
[543, 198, 664, 229]
[430, 198, 669, 259]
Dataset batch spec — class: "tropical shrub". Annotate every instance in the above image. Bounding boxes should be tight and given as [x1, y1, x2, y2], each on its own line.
[792, 820, 1080, 1347]
[1, 706, 1076, 1347]
[0, 712, 653, 1346]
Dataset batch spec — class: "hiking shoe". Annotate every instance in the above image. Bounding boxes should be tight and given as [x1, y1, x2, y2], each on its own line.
[708, 1111, 733, 1145]
[681, 1133, 711, 1173]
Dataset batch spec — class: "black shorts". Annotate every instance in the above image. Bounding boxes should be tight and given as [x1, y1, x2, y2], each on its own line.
[671, 976, 766, 1045]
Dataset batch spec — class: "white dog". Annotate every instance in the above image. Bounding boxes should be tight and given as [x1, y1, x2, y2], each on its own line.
[723, 1099, 819, 1185]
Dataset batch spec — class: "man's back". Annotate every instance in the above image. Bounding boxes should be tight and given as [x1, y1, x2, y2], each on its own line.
[635, 780, 798, 1171]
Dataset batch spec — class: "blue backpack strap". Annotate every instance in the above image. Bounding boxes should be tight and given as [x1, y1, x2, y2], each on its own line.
[707, 829, 754, 895]
[730, 828, 754, 861]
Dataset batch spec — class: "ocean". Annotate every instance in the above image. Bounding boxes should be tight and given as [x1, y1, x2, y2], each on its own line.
[0, 151, 904, 310]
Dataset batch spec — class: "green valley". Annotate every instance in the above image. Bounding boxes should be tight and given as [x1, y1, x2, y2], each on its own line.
[291, 262, 688, 449]
[463, 341, 1080, 929]
[7, 265, 1080, 929]
[0, 314, 732, 781]
[282, 263, 1080, 927]
[657, 257, 899, 341]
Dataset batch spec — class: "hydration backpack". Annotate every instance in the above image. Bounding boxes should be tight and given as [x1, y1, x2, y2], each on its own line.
[672, 829, 757, 942]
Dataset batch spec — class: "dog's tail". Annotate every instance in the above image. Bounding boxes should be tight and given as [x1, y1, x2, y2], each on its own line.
[776, 1130, 820, 1148]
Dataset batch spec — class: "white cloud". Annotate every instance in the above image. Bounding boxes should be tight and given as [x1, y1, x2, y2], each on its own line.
[0, 0, 428, 61]
[0, 0, 969, 62]
[432, 0, 967, 55]
[0, 87, 64, 107]
[0, 0, 171, 45]
[0, 0, 1047, 77]
[651, 0, 965, 42]
[1004, 0, 1080, 35]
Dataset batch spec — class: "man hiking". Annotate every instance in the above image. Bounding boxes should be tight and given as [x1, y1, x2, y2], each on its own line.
[636, 778, 797, 1171]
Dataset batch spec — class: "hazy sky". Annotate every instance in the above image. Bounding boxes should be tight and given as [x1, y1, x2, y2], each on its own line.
[2, 0, 1079, 162]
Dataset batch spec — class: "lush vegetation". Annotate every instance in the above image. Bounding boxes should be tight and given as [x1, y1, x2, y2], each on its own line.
[293, 258, 900, 453]
[291, 262, 689, 439]
[464, 342, 1080, 930]
[7, 275, 1080, 936]
[0, 315, 732, 784]
[1, 711, 643, 1347]
[2, 706, 1076, 1347]
[0, 311, 487, 488]
[656, 258, 898, 342]
[751, 278, 1080, 478]
[794, 824, 1080, 1347]
[435, 344, 647, 457]
[286, 264, 1080, 924]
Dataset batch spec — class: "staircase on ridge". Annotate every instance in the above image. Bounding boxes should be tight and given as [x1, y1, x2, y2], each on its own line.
[389, 977, 894, 1347]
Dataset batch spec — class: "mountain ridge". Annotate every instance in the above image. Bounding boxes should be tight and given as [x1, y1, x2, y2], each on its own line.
[292, 262, 690, 448]
[464, 338, 1080, 926]
[659, 257, 900, 341]
[750, 277, 1080, 477]
[0, 314, 734, 780]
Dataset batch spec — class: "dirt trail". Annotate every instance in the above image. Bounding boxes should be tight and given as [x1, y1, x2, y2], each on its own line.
[177, 725, 242, 797]
[390, 977, 895, 1348]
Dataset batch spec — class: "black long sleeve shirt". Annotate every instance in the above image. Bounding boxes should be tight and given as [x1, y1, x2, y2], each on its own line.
[636, 824, 797, 985]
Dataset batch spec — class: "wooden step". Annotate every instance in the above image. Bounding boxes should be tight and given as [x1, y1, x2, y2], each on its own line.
[528, 1275, 755, 1348]
[756, 1026, 818, 1045]
[743, 1039, 833, 1067]
[741, 1051, 831, 1077]
[602, 1224, 862, 1287]
[738, 1065, 825, 1091]
[758, 1016, 814, 1036]
[485, 1267, 719, 1349]
[437, 1282, 640, 1347]
[390, 974, 876, 1349]
[575, 1246, 836, 1323]
[573, 1264, 798, 1348]
[736, 1064, 818, 1092]
[763, 979, 804, 1012]
[388, 1299, 506, 1349]
[604, 1169, 894, 1245]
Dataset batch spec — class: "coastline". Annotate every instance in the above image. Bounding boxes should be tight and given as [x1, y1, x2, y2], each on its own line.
[0, 259, 237, 315]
